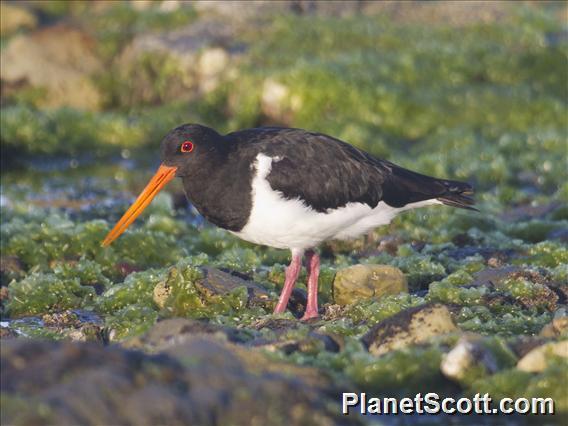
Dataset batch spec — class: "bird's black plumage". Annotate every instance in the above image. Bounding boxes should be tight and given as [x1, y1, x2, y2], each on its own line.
[160, 124, 475, 232]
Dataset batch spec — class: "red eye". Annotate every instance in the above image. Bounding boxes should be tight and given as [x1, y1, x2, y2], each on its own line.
[181, 141, 194, 153]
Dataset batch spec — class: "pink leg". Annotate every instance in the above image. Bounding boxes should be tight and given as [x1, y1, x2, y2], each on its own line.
[301, 250, 320, 320]
[274, 251, 303, 314]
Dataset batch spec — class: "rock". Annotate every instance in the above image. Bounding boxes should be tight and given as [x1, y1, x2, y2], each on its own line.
[153, 279, 171, 309]
[0, 326, 18, 340]
[0, 255, 24, 286]
[362, 304, 458, 356]
[197, 47, 230, 93]
[1, 338, 355, 426]
[197, 267, 272, 307]
[114, 20, 240, 106]
[517, 341, 568, 373]
[470, 266, 522, 287]
[333, 264, 408, 306]
[124, 318, 256, 351]
[0, 3, 37, 36]
[260, 79, 302, 124]
[0, 24, 103, 110]
[539, 308, 568, 338]
[441, 335, 499, 381]
[249, 318, 341, 354]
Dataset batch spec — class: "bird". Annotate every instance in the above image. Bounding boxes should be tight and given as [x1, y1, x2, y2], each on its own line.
[102, 124, 476, 320]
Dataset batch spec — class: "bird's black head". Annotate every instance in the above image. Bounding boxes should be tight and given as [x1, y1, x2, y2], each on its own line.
[160, 123, 223, 177]
[101, 123, 223, 247]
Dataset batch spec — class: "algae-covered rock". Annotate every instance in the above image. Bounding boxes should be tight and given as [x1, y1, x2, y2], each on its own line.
[0, 24, 103, 110]
[517, 341, 568, 373]
[0, 338, 355, 426]
[124, 318, 256, 352]
[362, 303, 458, 356]
[197, 267, 272, 307]
[333, 264, 408, 305]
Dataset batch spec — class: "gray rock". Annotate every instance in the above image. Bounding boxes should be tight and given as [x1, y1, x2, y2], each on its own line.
[197, 267, 272, 307]
[0, 24, 103, 110]
[362, 303, 458, 356]
[441, 334, 499, 381]
[1, 337, 358, 426]
[333, 264, 408, 305]
[517, 341, 568, 373]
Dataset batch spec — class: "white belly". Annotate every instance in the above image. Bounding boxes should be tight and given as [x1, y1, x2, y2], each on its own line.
[231, 154, 441, 251]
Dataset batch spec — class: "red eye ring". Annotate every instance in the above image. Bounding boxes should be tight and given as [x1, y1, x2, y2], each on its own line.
[181, 141, 194, 153]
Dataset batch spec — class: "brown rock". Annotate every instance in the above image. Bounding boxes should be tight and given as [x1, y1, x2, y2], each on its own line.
[517, 341, 568, 373]
[362, 304, 458, 356]
[0, 24, 103, 110]
[333, 264, 408, 305]
[539, 309, 568, 338]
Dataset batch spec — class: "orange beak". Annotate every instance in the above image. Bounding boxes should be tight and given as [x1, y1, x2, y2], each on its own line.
[102, 164, 178, 247]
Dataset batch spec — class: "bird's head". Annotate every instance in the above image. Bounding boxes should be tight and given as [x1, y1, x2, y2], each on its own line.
[102, 123, 221, 247]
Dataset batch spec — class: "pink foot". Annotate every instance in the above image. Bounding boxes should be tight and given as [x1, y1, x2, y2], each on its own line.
[274, 251, 302, 314]
[301, 250, 320, 321]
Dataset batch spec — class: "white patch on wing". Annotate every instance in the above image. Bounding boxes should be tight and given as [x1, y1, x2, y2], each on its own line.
[231, 153, 442, 250]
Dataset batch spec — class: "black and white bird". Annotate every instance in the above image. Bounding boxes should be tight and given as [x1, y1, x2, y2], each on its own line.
[103, 124, 476, 320]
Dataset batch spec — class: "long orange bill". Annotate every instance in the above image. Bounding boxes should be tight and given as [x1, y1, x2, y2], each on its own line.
[102, 164, 178, 247]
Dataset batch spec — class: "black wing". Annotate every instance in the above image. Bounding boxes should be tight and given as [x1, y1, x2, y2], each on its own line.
[229, 128, 475, 212]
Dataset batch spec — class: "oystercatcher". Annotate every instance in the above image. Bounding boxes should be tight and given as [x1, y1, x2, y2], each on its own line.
[103, 124, 475, 320]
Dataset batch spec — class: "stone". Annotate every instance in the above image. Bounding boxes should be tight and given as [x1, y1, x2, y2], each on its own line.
[114, 20, 239, 106]
[153, 279, 171, 309]
[0, 255, 24, 286]
[197, 47, 230, 93]
[362, 304, 458, 356]
[539, 308, 568, 338]
[0, 24, 103, 110]
[333, 264, 408, 305]
[260, 78, 302, 124]
[196, 267, 272, 307]
[517, 341, 568, 373]
[0, 3, 37, 36]
[124, 318, 256, 351]
[1, 337, 356, 426]
[441, 335, 499, 381]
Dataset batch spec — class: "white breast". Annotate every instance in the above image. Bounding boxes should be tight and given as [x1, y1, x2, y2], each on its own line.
[231, 154, 441, 251]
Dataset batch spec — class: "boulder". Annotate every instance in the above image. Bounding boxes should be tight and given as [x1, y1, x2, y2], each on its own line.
[113, 20, 240, 106]
[1, 337, 356, 426]
[517, 341, 568, 373]
[333, 264, 408, 305]
[0, 24, 103, 110]
[362, 303, 458, 356]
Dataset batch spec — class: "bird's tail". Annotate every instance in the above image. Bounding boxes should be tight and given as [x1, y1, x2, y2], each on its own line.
[380, 162, 477, 211]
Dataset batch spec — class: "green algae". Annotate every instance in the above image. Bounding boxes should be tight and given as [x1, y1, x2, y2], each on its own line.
[6, 273, 94, 318]
[344, 294, 425, 326]
[345, 345, 453, 396]
[468, 358, 568, 413]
